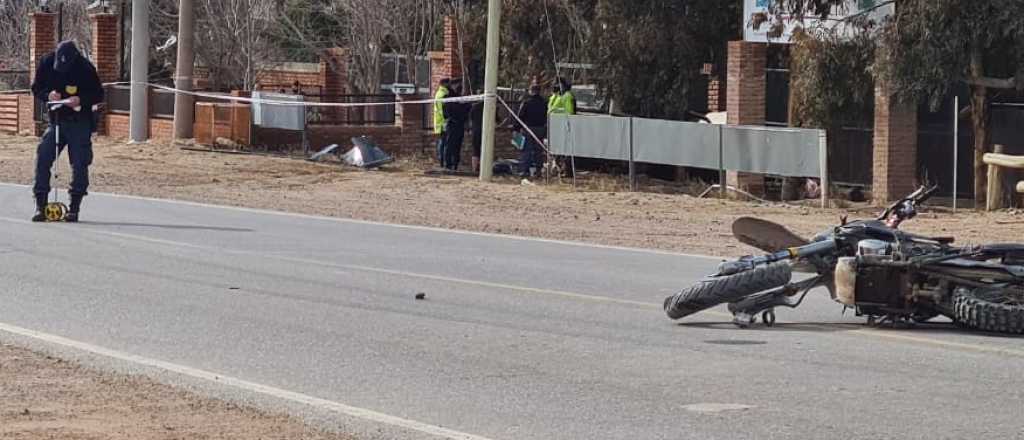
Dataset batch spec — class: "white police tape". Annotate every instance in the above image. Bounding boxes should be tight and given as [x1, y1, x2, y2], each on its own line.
[2, 81, 488, 108]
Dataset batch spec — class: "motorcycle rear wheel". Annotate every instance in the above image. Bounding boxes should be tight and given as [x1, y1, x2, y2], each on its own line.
[664, 263, 792, 320]
[954, 287, 1024, 334]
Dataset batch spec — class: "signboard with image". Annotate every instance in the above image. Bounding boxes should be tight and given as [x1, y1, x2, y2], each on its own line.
[743, 0, 893, 43]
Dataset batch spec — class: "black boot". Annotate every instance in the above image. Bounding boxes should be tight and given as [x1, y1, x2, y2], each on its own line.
[31, 195, 47, 222]
[66, 195, 83, 223]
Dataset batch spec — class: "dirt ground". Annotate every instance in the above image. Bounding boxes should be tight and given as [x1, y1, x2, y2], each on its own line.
[2, 132, 1024, 439]
[0, 343, 351, 440]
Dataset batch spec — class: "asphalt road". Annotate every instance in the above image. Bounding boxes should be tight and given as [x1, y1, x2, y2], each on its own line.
[1, 183, 1023, 440]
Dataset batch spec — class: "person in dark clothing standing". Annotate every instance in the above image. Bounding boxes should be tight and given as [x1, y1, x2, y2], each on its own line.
[30, 41, 104, 222]
[516, 84, 548, 177]
[469, 91, 484, 173]
[442, 85, 469, 171]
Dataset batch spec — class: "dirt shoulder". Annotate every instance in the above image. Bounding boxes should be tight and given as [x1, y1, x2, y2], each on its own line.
[0, 343, 351, 440]
[1, 133, 1023, 439]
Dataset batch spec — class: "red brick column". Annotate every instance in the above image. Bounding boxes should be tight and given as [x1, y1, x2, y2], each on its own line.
[29, 13, 57, 72]
[90, 13, 120, 83]
[90, 13, 120, 136]
[872, 81, 918, 204]
[396, 94, 425, 130]
[18, 95, 37, 136]
[725, 40, 767, 196]
[442, 16, 466, 83]
[319, 48, 349, 96]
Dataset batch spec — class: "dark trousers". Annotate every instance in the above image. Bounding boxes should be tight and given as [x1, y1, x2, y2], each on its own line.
[34, 118, 94, 201]
[444, 125, 465, 170]
[519, 126, 546, 176]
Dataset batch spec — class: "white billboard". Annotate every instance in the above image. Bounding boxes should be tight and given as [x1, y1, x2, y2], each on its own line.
[743, 0, 894, 43]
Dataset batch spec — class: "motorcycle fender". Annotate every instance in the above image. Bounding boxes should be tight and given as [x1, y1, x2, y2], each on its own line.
[834, 257, 857, 306]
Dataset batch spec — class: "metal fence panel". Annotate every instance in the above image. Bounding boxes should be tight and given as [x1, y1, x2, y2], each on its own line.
[549, 115, 630, 161]
[252, 91, 305, 130]
[722, 125, 822, 177]
[631, 117, 720, 169]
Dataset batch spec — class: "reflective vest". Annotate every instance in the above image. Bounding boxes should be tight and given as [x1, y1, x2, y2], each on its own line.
[548, 91, 576, 115]
[433, 85, 449, 134]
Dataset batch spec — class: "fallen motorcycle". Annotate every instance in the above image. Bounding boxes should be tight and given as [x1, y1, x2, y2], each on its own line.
[664, 186, 1024, 334]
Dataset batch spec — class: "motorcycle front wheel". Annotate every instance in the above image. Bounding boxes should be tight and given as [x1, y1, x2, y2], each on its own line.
[664, 263, 792, 320]
[954, 287, 1024, 334]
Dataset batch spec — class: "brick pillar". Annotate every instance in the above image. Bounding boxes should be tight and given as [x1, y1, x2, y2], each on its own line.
[90, 13, 119, 136]
[29, 13, 57, 71]
[90, 13, 120, 83]
[872, 81, 918, 204]
[442, 17, 466, 83]
[725, 40, 767, 196]
[319, 48, 349, 96]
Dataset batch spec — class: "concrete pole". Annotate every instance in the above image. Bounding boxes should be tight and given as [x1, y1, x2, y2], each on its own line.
[128, 0, 149, 142]
[172, 0, 195, 139]
[478, 0, 502, 181]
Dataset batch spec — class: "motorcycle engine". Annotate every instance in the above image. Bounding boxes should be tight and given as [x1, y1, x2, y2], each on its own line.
[834, 240, 902, 307]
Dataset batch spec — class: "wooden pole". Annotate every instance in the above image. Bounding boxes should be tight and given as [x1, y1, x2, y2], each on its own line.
[986, 144, 1006, 211]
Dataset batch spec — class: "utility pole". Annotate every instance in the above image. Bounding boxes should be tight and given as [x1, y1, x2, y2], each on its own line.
[172, 0, 195, 139]
[478, 0, 502, 181]
[128, 0, 149, 142]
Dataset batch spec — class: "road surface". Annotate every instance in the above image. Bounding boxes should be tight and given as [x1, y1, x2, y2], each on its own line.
[1, 183, 1022, 440]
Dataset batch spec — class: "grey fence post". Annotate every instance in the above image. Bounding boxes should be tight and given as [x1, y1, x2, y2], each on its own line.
[628, 117, 636, 192]
[819, 130, 829, 209]
[719, 124, 725, 198]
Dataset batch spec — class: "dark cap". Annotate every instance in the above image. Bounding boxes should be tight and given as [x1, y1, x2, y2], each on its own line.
[53, 41, 81, 73]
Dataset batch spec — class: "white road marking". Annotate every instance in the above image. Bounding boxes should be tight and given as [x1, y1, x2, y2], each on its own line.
[0, 182, 723, 260]
[0, 321, 497, 440]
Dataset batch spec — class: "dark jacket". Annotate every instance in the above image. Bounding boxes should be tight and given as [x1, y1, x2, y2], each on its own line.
[517, 94, 547, 129]
[31, 42, 104, 127]
[443, 101, 469, 131]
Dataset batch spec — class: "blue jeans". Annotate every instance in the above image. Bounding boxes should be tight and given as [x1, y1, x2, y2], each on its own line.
[34, 118, 94, 199]
[519, 126, 546, 176]
[436, 133, 446, 167]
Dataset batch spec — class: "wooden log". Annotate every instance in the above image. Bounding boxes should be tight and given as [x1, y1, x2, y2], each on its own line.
[983, 152, 1024, 169]
[987, 145, 1007, 211]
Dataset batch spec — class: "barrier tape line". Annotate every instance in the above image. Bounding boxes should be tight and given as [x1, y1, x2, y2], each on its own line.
[1, 81, 487, 108]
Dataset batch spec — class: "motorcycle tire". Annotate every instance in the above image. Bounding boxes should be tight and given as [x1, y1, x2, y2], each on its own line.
[954, 288, 1024, 334]
[664, 263, 792, 320]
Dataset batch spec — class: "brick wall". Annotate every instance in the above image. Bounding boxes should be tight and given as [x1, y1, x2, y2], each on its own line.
[29, 13, 56, 71]
[725, 40, 767, 195]
[106, 114, 175, 142]
[0, 95, 19, 134]
[707, 76, 726, 113]
[872, 81, 918, 204]
[442, 17, 466, 82]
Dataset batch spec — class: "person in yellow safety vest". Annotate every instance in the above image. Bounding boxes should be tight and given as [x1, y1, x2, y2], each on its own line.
[547, 77, 576, 115]
[433, 78, 451, 167]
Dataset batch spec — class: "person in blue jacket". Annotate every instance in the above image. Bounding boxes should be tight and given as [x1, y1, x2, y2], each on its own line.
[30, 41, 104, 222]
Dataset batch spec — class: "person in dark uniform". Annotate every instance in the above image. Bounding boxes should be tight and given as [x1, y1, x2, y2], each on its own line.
[442, 85, 469, 171]
[516, 84, 548, 177]
[30, 40, 104, 222]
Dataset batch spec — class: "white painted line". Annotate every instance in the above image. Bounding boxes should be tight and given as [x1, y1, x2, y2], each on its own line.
[0, 182, 724, 260]
[0, 321, 497, 440]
